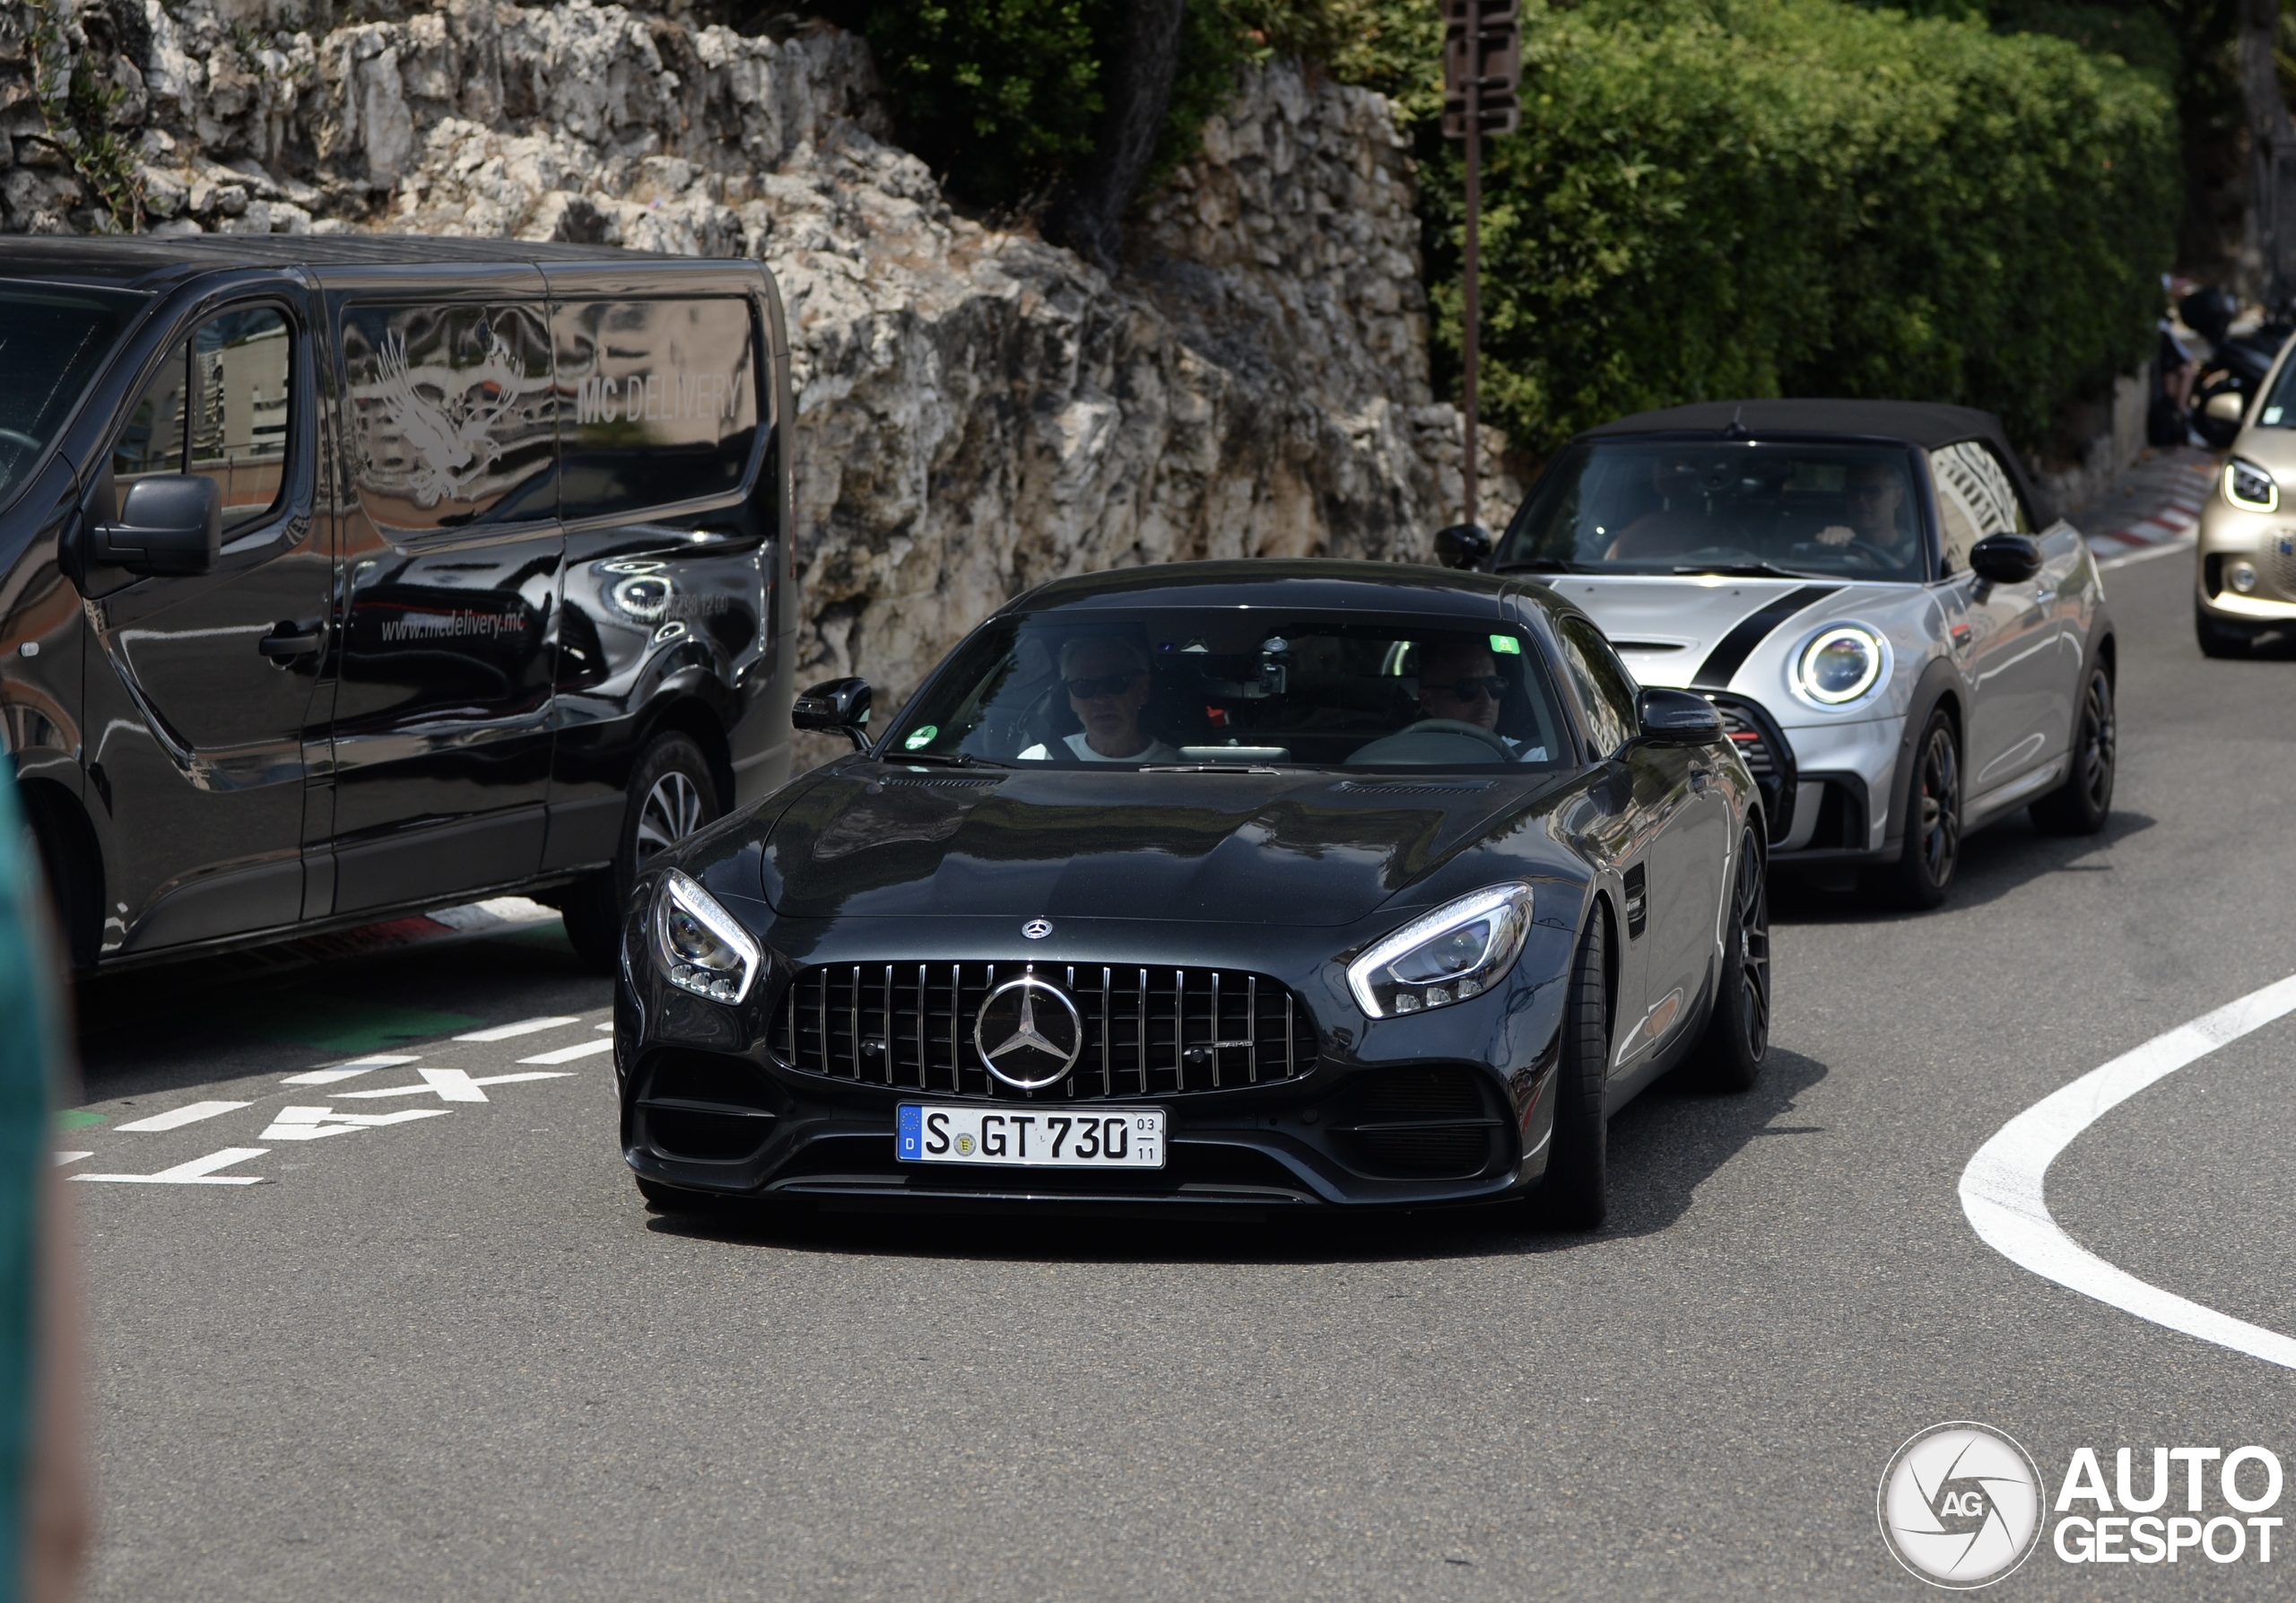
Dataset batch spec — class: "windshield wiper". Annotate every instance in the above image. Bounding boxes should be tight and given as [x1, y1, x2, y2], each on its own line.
[1138, 762, 1287, 775]
[1671, 562, 1822, 580]
[1496, 556, 1580, 574]
[885, 750, 1010, 770]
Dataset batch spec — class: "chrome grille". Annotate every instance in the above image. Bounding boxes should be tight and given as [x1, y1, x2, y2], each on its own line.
[1712, 701, 1776, 779]
[773, 963, 1317, 1098]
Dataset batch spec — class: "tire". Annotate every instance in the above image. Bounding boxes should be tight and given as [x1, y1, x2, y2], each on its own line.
[1871, 708, 1961, 910]
[561, 732, 721, 973]
[1541, 910, 1611, 1230]
[1697, 826, 1770, 1093]
[2030, 665, 2116, 836]
[2196, 601, 2250, 659]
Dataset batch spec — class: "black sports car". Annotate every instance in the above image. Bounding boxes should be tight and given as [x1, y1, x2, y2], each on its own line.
[613, 562, 1770, 1225]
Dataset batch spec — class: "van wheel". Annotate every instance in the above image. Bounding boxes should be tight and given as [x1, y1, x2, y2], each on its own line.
[2030, 666, 2115, 836]
[1541, 910, 1610, 1230]
[560, 732, 720, 973]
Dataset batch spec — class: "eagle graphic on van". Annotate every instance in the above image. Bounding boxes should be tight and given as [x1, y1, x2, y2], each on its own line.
[371, 329, 525, 508]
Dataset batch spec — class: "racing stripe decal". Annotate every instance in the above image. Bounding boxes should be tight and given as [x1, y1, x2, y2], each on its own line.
[1690, 585, 1843, 689]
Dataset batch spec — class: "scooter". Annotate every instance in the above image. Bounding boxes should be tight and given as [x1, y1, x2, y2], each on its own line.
[2180, 287, 2294, 447]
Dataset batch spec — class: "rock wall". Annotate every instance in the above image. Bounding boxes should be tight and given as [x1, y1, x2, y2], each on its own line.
[0, 0, 1514, 755]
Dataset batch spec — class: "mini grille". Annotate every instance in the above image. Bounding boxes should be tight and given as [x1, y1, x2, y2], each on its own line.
[773, 963, 1318, 1099]
[1712, 701, 1775, 779]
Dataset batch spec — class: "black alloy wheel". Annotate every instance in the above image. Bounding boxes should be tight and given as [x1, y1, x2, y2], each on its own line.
[1698, 826, 1770, 1092]
[2196, 600, 2252, 659]
[2031, 666, 2116, 836]
[561, 731, 723, 972]
[1540, 910, 1611, 1230]
[1874, 709, 1961, 910]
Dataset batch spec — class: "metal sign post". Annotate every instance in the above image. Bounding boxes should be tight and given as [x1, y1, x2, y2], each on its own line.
[1441, 0, 1520, 531]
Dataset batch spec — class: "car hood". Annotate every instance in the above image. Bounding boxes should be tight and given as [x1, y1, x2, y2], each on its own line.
[756, 763, 1555, 925]
[1535, 574, 1892, 690]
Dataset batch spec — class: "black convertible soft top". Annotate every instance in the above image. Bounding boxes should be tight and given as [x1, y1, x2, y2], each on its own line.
[1580, 398, 2055, 526]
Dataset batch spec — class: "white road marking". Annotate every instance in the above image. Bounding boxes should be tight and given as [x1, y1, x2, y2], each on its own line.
[2097, 536, 2196, 572]
[454, 1015, 580, 1042]
[73, 1148, 269, 1185]
[1961, 971, 2296, 1371]
[283, 1054, 419, 1085]
[595, 1021, 613, 1033]
[518, 1038, 614, 1065]
[53, 1151, 91, 1166]
[335, 1069, 577, 1102]
[115, 1101, 253, 1133]
[260, 1105, 453, 1140]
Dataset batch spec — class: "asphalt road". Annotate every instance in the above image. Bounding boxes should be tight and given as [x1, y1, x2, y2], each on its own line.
[62, 542, 2296, 1601]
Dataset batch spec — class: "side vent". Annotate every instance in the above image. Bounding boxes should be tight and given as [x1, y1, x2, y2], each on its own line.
[1622, 863, 1648, 939]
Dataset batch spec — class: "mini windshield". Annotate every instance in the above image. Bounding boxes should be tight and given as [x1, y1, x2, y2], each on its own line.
[889, 610, 1570, 771]
[1495, 439, 1932, 582]
[0, 283, 147, 510]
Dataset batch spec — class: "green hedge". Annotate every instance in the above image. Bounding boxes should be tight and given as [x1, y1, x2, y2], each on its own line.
[1409, 0, 2180, 454]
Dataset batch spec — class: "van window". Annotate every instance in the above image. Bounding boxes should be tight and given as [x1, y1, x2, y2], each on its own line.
[552, 299, 761, 522]
[340, 303, 557, 534]
[0, 283, 143, 510]
[113, 339, 190, 488]
[190, 308, 292, 536]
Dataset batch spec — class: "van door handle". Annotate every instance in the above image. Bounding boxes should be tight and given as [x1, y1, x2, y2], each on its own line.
[259, 623, 324, 658]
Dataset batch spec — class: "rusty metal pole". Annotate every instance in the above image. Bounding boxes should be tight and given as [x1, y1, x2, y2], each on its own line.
[1461, 0, 1481, 529]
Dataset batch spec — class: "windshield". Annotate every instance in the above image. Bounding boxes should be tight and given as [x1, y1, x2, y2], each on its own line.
[1494, 439, 1933, 582]
[0, 283, 147, 510]
[888, 609, 1571, 771]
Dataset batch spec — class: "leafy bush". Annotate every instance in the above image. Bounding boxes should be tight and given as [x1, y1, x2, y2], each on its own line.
[1401, 0, 2181, 452]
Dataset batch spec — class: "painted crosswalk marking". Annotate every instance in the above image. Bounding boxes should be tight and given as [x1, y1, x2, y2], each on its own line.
[115, 1101, 253, 1133]
[259, 1106, 453, 1140]
[54, 1151, 91, 1167]
[73, 1148, 269, 1185]
[283, 1054, 420, 1086]
[454, 1015, 580, 1042]
[335, 1068, 577, 1102]
[518, 1038, 614, 1066]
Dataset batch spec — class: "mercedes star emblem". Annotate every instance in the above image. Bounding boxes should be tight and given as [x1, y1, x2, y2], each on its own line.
[973, 975, 1084, 1091]
[1022, 918, 1053, 939]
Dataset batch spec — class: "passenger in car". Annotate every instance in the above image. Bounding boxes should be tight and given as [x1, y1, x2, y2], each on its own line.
[1017, 635, 1181, 762]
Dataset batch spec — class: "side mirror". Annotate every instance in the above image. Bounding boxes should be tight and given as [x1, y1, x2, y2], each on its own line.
[91, 475, 220, 576]
[794, 675, 873, 750]
[1636, 686, 1723, 743]
[1968, 532, 2044, 585]
[2204, 390, 2246, 425]
[1432, 523, 1492, 571]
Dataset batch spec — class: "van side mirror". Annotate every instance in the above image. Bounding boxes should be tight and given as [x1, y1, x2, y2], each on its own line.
[1432, 523, 1492, 571]
[1636, 686, 1723, 743]
[91, 475, 221, 576]
[1968, 532, 2044, 585]
[794, 676, 873, 750]
[2204, 390, 2246, 425]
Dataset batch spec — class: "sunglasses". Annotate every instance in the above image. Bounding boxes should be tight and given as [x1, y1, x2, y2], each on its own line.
[1065, 671, 1144, 700]
[1426, 676, 1508, 702]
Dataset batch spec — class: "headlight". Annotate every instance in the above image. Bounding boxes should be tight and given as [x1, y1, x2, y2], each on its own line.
[1793, 624, 1886, 706]
[1346, 883, 1533, 1019]
[650, 870, 761, 1004]
[2226, 457, 2279, 512]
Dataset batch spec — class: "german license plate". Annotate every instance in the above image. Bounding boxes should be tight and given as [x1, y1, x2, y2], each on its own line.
[896, 1104, 1165, 1169]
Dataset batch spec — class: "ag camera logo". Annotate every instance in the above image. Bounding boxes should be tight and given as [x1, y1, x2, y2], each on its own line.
[1878, 1422, 2045, 1589]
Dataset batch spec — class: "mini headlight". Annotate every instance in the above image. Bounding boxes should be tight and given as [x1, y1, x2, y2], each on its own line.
[2226, 457, 2280, 512]
[1346, 883, 1533, 1020]
[1794, 625, 1886, 706]
[650, 870, 761, 1005]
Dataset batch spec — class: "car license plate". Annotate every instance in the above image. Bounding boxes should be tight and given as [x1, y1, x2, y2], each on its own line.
[896, 1104, 1164, 1169]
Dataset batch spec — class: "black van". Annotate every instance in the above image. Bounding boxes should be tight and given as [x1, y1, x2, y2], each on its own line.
[0, 237, 796, 971]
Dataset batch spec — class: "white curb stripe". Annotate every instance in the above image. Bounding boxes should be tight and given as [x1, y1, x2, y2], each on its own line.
[1960, 972, 2296, 1371]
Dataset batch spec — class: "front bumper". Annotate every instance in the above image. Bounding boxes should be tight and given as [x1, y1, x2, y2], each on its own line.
[614, 908, 1573, 1213]
[2196, 495, 2296, 622]
[1713, 698, 1899, 864]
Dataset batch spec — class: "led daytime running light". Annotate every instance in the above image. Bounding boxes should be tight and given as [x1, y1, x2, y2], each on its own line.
[1793, 624, 1886, 707]
[2225, 457, 2280, 513]
[650, 869, 761, 1005]
[1346, 883, 1534, 1019]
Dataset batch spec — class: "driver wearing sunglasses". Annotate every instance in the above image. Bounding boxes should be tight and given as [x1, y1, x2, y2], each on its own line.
[1018, 635, 1181, 762]
[1414, 639, 1536, 756]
